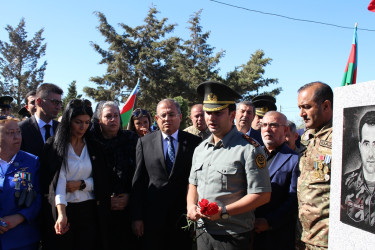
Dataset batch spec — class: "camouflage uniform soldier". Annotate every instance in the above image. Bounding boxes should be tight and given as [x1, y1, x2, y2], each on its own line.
[297, 82, 333, 249]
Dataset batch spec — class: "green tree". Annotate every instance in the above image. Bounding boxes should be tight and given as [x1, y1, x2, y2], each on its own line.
[174, 96, 188, 130]
[62, 81, 82, 108]
[171, 9, 224, 105]
[84, 8, 180, 113]
[225, 50, 281, 100]
[0, 18, 47, 110]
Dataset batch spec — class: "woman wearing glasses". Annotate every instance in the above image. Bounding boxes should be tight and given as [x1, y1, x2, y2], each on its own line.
[40, 99, 110, 250]
[128, 108, 152, 137]
[90, 101, 138, 249]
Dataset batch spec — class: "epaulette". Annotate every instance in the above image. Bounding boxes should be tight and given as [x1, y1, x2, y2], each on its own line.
[242, 134, 260, 147]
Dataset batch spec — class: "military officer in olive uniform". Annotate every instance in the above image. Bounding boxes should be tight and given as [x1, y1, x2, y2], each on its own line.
[297, 81, 333, 249]
[341, 110, 375, 233]
[186, 81, 271, 249]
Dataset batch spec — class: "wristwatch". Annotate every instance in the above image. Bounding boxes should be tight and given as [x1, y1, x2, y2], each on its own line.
[79, 180, 86, 190]
[221, 206, 229, 219]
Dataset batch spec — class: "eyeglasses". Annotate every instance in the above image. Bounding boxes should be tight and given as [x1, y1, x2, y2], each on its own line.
[132, 109, 149, 118]
[44, 98, 63, 106]
[260, 122, 286, 129]
[0, 115, 7, 120]
[157, 112, 180, 120]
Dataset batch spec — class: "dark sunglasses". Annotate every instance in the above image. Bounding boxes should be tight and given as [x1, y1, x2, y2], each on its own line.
[0, 115, 7, 120]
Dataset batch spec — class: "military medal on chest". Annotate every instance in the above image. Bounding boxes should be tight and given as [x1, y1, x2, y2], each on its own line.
[313, 154, 332, 181]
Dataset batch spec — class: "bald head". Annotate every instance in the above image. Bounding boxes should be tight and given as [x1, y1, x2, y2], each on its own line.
[261, 111, 288, 151]
[190, 104, 207, 131]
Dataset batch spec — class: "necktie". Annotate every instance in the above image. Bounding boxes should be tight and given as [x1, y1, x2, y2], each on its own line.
[44, 124, 51, 141]
[165, 136, 175, 175]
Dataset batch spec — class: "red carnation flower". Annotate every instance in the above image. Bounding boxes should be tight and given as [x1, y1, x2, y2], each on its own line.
[198, 198, 219, 216]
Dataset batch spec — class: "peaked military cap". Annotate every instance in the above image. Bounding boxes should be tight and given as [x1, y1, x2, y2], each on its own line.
[18, 107, 31, 118]
[197, 81, 242, 112]
[252, 95, 277, 117]
[0, 96, 13, 109]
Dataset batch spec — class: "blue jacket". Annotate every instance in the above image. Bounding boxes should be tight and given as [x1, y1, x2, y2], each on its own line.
[0, 151, 41, 250]
[254, 143, 299, 250]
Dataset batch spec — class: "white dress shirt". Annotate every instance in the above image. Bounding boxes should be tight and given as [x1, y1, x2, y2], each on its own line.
[35, 115, 53, 143]
[55, 143, 94, 206]
[161, 130, 178, 160]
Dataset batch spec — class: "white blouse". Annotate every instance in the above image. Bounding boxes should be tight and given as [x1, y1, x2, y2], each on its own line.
[55, 143, 94, 206]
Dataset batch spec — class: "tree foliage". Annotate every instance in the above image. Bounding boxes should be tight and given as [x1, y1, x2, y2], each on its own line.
[170, 9, 224, 104]
[85, 8, 281, 113]
[84, 8, 180, 113]
[0, 18, 47, 109]
[225, 50, 281, 100]
[62, 81, 82, 108]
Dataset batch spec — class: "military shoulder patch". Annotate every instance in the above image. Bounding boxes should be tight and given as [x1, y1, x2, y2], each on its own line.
[242, 134, 260, 147]
[319, 140, 332, 149]
[255, 154, 266, 169]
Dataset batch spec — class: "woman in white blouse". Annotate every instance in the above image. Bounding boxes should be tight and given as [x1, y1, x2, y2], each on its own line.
[40, 99, 110, 250]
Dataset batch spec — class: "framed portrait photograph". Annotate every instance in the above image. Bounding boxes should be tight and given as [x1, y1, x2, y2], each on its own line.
[329, 80, 375, 249]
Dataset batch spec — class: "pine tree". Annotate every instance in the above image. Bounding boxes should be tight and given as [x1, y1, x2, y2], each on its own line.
[84, 8, 180, 112]
[225, 50, 281, 100]
[0, 18, 47, 110]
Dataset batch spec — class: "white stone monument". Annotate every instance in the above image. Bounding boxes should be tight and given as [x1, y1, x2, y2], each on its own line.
[329, 80, 375, 249]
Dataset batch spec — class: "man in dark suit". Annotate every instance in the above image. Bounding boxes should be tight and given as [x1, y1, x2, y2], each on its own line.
[19, 83, 63, 157]
[236, 101, 263, 146]
[253, 111, 299, 250]
[131, 99, 201, 250]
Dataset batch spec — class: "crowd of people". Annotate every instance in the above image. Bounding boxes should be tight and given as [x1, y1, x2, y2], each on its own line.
[0, 80, 335, 250]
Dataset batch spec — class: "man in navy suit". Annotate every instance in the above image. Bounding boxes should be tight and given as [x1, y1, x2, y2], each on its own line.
[235, 101, 264, 146]
[131, 99, 201, 250]
[19, 83, 63, 157]
[253, 111, 299, 250]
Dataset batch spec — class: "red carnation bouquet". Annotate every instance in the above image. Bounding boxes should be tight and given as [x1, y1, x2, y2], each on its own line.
[198, 199, 219, 216]
[182, 198, 219, 232]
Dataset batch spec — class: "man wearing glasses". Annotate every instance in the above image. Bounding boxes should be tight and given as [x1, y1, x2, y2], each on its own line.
[131, 99, 201, 250]
[19, 83, 63, 157]
[297, 81, 333, 249]
[341, 110, 375, 233]
[253, 111, 299, 249]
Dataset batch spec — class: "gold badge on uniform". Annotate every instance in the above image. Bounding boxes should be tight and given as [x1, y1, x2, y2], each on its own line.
[255, 154, 266, 168]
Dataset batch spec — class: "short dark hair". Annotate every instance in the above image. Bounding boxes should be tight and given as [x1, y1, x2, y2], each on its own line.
[298, 81, 333, 108]
[237, 101, 255, 113]
[286, 120, 297, 134]
[36, 83, 63, 99]
[228, 104, 236, 113]
[24, 91, 36, 104]
[128, 108, 152, 132]
[359, 111, 375, 142]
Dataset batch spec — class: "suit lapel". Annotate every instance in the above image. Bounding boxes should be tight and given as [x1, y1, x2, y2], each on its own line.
[153, 131, 168, 174]
[30, 116, 44, 146]
[170, 131, 184, 177]
[268, 145, 292, 178]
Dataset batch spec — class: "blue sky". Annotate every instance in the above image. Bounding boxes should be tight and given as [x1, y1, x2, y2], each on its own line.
[1, 0, 374, 124]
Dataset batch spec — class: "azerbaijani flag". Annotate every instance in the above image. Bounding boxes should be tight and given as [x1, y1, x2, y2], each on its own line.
[120, 79, 140, 128]
[341, 24, 358, 86]
[369, 0, 375, 12]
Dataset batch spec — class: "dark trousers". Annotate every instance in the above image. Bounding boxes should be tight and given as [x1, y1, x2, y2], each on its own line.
[55, 200, 99, 250]
[196, 229, 251, 250]
[141, 223, 192, 250]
